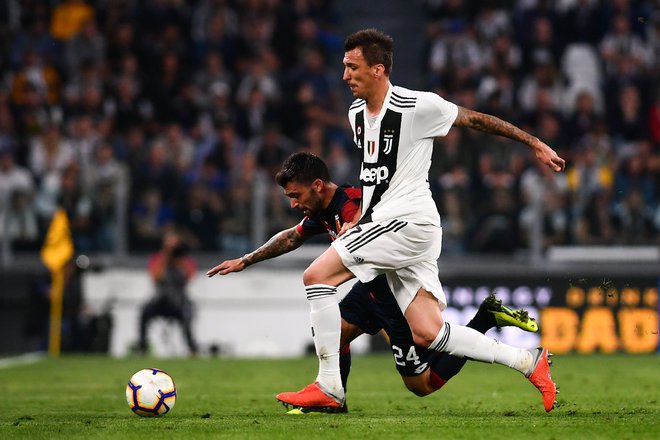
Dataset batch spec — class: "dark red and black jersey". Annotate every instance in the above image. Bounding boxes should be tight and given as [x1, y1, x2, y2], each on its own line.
[296, 186, 361, 240]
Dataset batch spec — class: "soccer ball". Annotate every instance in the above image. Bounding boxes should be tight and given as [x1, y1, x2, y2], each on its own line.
[126, 368, 177, 417]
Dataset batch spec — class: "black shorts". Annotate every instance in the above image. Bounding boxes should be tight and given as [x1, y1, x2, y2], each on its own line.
[339, 275, 436, 377]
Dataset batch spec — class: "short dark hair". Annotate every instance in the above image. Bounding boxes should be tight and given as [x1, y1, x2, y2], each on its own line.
[275, 152, 331, 187]
[344, 28, 393, 75]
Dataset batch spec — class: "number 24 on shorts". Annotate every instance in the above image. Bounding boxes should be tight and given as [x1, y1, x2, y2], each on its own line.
[392, 345, 428, 374]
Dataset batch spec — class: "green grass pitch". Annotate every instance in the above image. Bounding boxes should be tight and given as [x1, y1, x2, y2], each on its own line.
[0, 353, 658, 439]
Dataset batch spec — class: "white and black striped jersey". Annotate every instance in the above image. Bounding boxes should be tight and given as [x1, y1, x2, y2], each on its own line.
[348, 83, 458, 226]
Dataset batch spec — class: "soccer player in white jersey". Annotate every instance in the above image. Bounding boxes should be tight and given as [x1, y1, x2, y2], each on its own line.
[276, 28, 565, 413]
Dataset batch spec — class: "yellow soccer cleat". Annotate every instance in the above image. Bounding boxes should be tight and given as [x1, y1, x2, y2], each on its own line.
[285, 405, 347, 415]
[481, 293, 539, 332]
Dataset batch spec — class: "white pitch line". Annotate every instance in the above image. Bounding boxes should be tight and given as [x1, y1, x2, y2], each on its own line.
[0, 352, 46, 369]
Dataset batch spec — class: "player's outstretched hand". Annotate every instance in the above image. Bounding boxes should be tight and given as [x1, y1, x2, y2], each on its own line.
[532, 138, 565, 172]
[206, 258, 245, 277]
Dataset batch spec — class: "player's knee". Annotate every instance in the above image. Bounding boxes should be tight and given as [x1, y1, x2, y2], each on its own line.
[402, 376, 434, 397]
[411, 330, 436, 349]
[406, 293, 444, 348]
[302, 266, 323, 286]
[406, 383, 433, 397]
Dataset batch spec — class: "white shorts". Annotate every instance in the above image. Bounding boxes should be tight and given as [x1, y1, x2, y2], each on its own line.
[331, 219, 446, 313]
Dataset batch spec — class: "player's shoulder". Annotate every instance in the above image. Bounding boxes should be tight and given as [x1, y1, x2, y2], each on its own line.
[340, 185, 362, 201]
[394, 86, 455, 118]
[391, 85, 421, 100]
[397, 85, 447, 104]
[390, 85, 428, 112]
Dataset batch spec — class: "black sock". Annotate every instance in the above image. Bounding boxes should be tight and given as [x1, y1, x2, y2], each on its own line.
[339, 346, 351, 391]
[467, 307, 496, 334]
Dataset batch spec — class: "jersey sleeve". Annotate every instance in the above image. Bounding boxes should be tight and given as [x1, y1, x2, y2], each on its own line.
[412, 92, 458, 139]
[341, 188, 362, 224]
[297, 216, 326, 237]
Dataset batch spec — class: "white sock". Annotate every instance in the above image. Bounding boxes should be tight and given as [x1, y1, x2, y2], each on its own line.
[429, 322, 534, 374]
[306, 284, 344, 402]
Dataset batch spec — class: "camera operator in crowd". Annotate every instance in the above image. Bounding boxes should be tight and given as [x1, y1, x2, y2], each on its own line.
[138, 229, 198, 356]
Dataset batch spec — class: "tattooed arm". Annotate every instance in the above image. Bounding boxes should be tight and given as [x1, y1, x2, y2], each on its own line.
[453, 106, 565, 172]
[206, 226, 306, 277]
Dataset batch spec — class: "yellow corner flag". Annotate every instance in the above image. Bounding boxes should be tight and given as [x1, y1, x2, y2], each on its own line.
[40, 208, 74, 357]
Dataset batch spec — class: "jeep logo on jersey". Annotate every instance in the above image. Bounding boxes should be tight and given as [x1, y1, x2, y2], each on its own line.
[360, 163, 389, 185]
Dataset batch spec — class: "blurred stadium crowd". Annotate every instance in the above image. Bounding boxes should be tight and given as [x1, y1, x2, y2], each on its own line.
[0, 0, 658, 258]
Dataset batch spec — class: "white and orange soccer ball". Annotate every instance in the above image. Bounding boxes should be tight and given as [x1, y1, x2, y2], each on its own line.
[126, 368, 177, 417]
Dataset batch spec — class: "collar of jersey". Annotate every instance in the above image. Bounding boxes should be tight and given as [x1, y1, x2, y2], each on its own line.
[365, 82, 393, 129]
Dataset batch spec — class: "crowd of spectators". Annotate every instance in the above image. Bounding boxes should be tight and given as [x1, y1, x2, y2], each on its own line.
[423, 0, 660, 253]
[0, 0, 658, 258]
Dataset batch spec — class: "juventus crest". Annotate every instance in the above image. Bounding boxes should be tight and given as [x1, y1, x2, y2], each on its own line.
[383, 129, 395, 155]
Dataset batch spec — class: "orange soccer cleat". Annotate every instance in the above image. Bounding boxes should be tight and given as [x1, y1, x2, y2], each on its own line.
[526, 348, 558, 412]
[276, 382, 346, 414]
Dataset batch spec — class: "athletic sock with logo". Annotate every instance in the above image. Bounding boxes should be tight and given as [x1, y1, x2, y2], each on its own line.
[427, 313, 494, 387]
[428, 322, 533, 374]
[306, 284, 345, 403]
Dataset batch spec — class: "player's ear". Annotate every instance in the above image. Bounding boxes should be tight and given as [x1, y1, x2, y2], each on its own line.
[374, 64, 384, 78]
